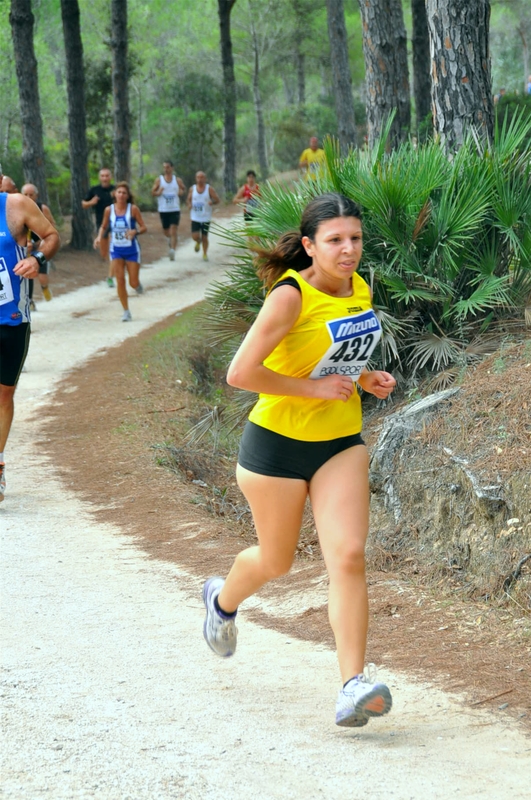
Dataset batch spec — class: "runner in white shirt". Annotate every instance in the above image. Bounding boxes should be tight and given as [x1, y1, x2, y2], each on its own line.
[151, 161, 186, 261]
[186, 171, 220, 262]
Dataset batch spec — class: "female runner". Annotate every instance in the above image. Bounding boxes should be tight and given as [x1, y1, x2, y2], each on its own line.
[202, 193, 396, 728]
[95, 182, 147, 321]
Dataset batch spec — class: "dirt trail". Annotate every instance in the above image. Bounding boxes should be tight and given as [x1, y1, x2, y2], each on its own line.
[1, 232, 530, 799]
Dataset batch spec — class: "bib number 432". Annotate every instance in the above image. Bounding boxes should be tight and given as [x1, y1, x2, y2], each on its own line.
[329, 333, 375, 364]
[309, 310, 381, 381]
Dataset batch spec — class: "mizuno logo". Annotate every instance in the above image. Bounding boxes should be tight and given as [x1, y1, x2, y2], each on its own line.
[328, 310, 381, 343]
[336, 317, 378, 337]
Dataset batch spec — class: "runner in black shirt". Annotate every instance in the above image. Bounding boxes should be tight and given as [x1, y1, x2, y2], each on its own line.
[82, 168, 115, 287]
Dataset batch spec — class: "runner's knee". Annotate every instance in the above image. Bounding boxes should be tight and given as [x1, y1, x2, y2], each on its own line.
[259, 552, 294, 579]
[0, 385, 16, 405]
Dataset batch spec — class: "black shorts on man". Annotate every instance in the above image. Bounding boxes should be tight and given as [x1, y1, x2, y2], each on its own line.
[159, 211, 180, 229]
[191, 221, 210, 236]
[0, 323, 31, 386]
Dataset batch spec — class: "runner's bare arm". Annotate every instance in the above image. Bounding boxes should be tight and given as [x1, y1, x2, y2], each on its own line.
[177, 178, 186, 196]
[227, 286, 354, 402]
[151, 177, 162, 196]
[94, 206, 111, 247]
[186, 187, 193, 208]
[8, 195, 60, 278]
[209, 186, 220, 205]
[81, 194, 98, 209]
[233, 185, 246, 204]
[130, 206, 147, 236]
[41, 203, 57, 229]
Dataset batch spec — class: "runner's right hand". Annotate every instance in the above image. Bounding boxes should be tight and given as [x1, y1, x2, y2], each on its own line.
[309, 375, 354, 402]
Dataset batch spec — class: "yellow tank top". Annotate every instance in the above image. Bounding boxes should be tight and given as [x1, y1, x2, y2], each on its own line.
[248, 268, 381, 441]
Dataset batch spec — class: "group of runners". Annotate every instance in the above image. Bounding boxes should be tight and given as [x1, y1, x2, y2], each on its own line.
[1, 136, 397, 730]
[85, 162, 228, 321]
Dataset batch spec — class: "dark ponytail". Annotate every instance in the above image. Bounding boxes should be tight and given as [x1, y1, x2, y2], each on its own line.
[254, 192, 362, 289]
[255, 231, 312, 288]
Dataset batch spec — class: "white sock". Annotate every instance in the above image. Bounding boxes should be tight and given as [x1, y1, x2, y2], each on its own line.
[0, 452, 4, 463]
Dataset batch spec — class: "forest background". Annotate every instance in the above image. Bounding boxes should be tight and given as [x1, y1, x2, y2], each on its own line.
[1, 0, 531, 221]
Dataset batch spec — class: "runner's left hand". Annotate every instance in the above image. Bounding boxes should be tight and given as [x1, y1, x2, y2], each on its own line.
[13, 257, 39, 279]
[358, 370, 396, 399]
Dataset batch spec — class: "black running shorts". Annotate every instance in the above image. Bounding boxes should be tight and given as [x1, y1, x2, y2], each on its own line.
[0, 323, 31, 386]
[159, 211, 180, 229]
[191, 221, 211, 236]
[238, 421, 365, 482]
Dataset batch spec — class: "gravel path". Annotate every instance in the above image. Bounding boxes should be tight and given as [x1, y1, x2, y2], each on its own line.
[1, 232, 530, 799]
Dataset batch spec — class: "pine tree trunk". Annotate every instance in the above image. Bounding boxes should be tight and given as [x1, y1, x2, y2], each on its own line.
[326, 0, 357, 151]
[251, 22, 269, 179]
[292, 0, 306, 106]
[111, 0, 130, 183]
[426, 0, 494, 151]
[9, 0, 49, 203]
[358, 0, 411, 148]
[218, 0, 237, 197]
[296, 50, 306, 106]
[411, 0, 431, 127]
[60, 0, 93, 250]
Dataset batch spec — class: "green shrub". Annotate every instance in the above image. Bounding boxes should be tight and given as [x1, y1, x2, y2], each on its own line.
[205, 111, 531, 390]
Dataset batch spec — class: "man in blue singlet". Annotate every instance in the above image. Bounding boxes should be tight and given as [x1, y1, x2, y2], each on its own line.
[0, 163, 60, 502]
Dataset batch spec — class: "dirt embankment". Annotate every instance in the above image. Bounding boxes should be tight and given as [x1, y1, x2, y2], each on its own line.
[41, 318, 531, 728]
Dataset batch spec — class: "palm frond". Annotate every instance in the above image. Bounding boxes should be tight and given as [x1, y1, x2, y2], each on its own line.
[408, 331, 461, 372]
[451, 275, 513, 320]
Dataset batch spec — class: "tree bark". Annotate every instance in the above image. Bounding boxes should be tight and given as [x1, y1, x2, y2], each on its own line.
[60, 0, 93, 250]
[111, 0, 130, 183]
[218, 0, 237, 196]
[358, 0, 411, 148]
[426, 0, 494, 151]
[250, 20, 269, 179]
[292, 0, 306, 106]
[411, 0, 431, 127]
[9, 0, 49, 203]
[326, 0, 357, 152]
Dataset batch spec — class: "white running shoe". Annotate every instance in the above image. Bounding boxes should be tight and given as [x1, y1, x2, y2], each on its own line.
[169, 249, 175, 261]
[335, 667, 392, 727]
[0, 463, 5, 502]
[202, 577, 237, 657]
[121, 309, 132, 322]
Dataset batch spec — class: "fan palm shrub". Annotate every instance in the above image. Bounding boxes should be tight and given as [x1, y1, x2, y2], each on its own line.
[203, 112, 531, 400]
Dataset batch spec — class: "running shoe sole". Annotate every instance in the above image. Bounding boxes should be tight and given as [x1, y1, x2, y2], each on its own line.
[336, 684, 392, 728]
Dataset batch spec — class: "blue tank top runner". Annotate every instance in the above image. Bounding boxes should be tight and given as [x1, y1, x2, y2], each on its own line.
[109, 203, 140, 263]
[0, 193, 29, 326]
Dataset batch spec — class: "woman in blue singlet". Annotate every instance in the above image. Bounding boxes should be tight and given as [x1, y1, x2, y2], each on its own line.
[95, 182, 147, 321]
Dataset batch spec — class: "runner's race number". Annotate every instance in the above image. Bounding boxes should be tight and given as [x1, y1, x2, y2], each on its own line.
[309, 309, 381, 381]
[112, 221, 129, 248]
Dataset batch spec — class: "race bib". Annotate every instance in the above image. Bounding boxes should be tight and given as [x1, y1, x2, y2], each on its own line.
[310, 309, 381, 381]
[0, 257, 15, 306]
[165, 194, 176, 205]
[112, 220, 129, 248]
[192, 203, 204, 213]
